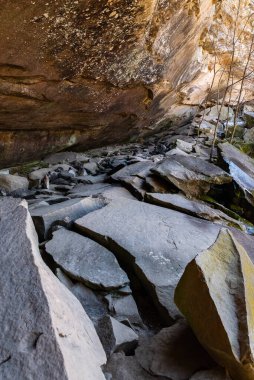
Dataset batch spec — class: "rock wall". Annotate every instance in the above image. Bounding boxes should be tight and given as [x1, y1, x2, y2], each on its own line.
[0, 0, 254, 167]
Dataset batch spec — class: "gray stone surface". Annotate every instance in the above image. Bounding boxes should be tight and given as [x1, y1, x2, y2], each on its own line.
[43, 152, 89, 164]
[75, 198, 221, 321]
[219, 142, 254, 206]
[0, 197, 106, 380]
[135, 320, 214, 380]
[190, 368, 230, 380]
[104, 352, 168, 380]
[56, 269, 108, 324]
[0, 174, 29, 192]
[111, 161, 154, 181]
[97, 316, 138, 358]
[152, 154, 232, 197]
[244, 127, 254, 143]
[146, 193, 248, 232]
[105, 294, 143, 326]
[46, 228, 129, 290]
[68, 183, 112, 198]
[31, 196, 107, 241]
[28, 164, 71, 181]
[100, 186, 136, 200]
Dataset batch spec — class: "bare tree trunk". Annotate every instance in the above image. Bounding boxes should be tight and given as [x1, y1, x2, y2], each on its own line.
[230, 31, 254, 142]
[210, 0, 241, 160]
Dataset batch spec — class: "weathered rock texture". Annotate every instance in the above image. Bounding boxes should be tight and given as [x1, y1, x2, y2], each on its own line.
[175, 228, 254, 380]
[1, 0, 254, 167]
[0, 197, 106, 379]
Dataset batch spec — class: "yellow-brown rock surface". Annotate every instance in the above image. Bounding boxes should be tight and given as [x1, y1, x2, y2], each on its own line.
[0, 1, 254, 166]
[175, 228, 254, 380]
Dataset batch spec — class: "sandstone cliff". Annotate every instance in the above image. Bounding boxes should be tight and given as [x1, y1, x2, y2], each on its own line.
[0, 0, 253, 167]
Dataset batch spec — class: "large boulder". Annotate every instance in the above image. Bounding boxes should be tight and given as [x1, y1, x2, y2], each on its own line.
[151, 155, 231, 198]
[0, 174, 29, 192]
[175, 228, 254, 380]
[1, 1, 254, 167]
[74, 198, 222, 321]
[0, 197, 106, 379]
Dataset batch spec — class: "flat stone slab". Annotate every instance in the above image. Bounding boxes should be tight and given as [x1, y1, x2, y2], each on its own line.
[152, 154, 232, 197]
[111, 161, 154, 181]
[75, 198, 222, 321]
[218, 142, 254, 206]
[46, 228, 129, 291]
[0, 197, 106, 380]
[146, 193, 248, 232]
[30, 197, 107, 241]
[68, 183, 112, 198]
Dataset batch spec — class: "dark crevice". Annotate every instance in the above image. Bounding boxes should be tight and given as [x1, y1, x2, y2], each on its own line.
[73, 223, 173, 330]
[0, 355, 11, 366]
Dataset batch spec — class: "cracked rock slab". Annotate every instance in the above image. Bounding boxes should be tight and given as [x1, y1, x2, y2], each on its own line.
[0, 197, 106, 380]
[46, 228, 129, 291]
[175, 228, 254, 380]
[146, 193, 248, 232]
[75, 198, 221, 321]
[30, 196, 107, 241]
[152, 154, 232, 197]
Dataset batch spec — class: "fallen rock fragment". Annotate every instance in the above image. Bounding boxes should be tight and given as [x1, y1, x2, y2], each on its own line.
[152, 155, 231, 197]
[75, 198, 221, 321]
[0, 197, 106, 380]
[31, 197, 107, 241]
[135, 320, 214, 380]
[0, 174, 29, 192]
[175, 228, 254, 380]
[46, 228, 129, 291]
[218, 142, 254, 207]
[97, 316, 138, 358]
[104, 352, 168, 380]
[105, 294, 143, 326]
[111, 161, 154, 182]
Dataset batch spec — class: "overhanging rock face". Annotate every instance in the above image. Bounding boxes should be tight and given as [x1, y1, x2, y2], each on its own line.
[0, 1, 254, 167]
[0, 197, 106, 380]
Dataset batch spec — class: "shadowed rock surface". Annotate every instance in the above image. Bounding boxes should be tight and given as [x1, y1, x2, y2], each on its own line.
[135, 320, 214, 379]
[1, 1, 254, 167]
